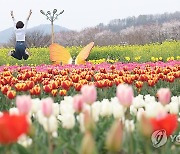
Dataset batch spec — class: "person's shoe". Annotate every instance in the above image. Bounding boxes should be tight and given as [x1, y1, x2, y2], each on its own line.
[7, 50, 14, 56]
[25, 50, 31, 56]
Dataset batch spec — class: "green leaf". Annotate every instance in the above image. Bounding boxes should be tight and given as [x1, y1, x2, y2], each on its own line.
[16, 144, 30, 154]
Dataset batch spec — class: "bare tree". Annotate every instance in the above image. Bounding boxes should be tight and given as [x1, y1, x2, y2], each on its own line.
[3, 30, 51, 48]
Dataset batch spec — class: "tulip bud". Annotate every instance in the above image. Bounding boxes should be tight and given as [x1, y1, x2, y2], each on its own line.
[106, 120, 123, 152]
[16, 95, 32, 115]
[139, 114, 153, 137]
[80, 132, 97, 154]
[41, 97, 53, 117]
[157, 88, 171, 105]
[116, 84, 134, 107]
[73, 94, 85, 113]
[42, 116, 58, 133]
[83, 110, 95, 132]
[81, 85, 97, 105]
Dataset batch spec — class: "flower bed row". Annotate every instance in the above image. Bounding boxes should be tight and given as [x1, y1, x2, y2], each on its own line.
[1, 41, 179, 65]
[0, 84, 180, 154]
[0, 61, 179, 105]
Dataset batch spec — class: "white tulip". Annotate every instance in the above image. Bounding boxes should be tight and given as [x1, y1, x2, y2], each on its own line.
[144, 95, 156, 104]
[53, 103, 60, 116]
[91, 102, 101, 122]
[31, 98, 41, 113]
[137, 94, 144, 99]
[59, 114, 75, 129]
[169, 102, 179, 114]
[9, 107, 19, 115]
[111, 97, 119, 104]
[78, 113, 85, 132]
[60, 101, 74, 115]
[133, 96, 145, 109]
[42, 115, 58, 133]
[145, 102, 166, 118]
[125, 120, 135, 132]
[18, 135, 32, 147]
[37, 111, 46, 125]
[52, 131, 58, 138]
[171, 96, 179, 103]
[100, 99, 112, 117]
[164, 104, 170, 112]
[112, 102, 125, 119]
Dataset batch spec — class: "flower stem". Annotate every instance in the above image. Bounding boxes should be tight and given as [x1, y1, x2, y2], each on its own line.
[47, 118, 53, 154]
[48, 133, 53, 154]
[5, 145, 11, 154]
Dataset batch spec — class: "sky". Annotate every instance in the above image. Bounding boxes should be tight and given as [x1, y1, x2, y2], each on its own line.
[0, 0, 179, 31]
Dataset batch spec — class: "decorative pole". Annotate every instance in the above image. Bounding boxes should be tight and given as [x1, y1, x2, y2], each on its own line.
[40, 9, 64, 44]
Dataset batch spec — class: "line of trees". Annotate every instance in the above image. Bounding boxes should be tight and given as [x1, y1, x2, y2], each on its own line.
[56, 20, 180, 46]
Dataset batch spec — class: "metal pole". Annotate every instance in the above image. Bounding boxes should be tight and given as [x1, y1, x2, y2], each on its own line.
[51, 21, 54, 44]
[40, 9, 64, 44]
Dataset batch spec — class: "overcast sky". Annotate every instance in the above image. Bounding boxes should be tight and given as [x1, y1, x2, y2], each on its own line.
[0, 0, 179, 31]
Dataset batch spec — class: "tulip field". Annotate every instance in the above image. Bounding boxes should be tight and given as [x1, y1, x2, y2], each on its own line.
[0, 42, 180, 154]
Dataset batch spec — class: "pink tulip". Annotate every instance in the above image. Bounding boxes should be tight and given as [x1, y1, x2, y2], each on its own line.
[157, 88, 171, 105]
[116, 84, 134, 107]
[81, 85, 97, 105]
[73, 94, 85, 113]
[41, 97, 53, 117]
[16, 95, 32, 114]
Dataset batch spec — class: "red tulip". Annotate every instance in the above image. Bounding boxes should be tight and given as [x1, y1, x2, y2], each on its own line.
[71, 75, 80, 83]
[0, 113, 29, 144]
[61, 80, 71, 90]
[150, 114, 178, 137]
[74, 83, 82, 91]
[30, 85, 41, 96]
[7, 90, 16, 99]
[43, 84, 52, 93]
[1, 85, 11, 95]
[26, 81, 35, 89]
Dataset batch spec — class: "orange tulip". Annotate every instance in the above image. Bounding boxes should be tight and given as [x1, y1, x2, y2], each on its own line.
[30, 85, 41, 96]
[51, 89, 58, 97]
[147, 80, 155, 87]
[135, 81, 143, 89]
[71, 75, 80, 83]
[59, 89, 67, 96]
[74, 83, 82, 91]
[26, 81, 35, 89]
